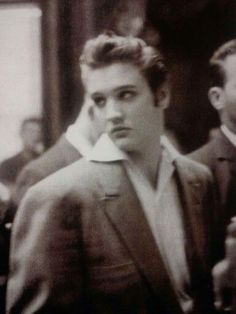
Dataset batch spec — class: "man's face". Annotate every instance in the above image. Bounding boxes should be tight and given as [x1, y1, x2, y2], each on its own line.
[83, 62, 164, 154]
[220, 55, 236, 128]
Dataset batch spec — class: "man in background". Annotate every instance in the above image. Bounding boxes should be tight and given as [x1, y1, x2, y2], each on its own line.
[190, 39, 236, 260]
[0, 117, 43, 194]
[0, 117, 43, 312]
[7, 33, 217, 314]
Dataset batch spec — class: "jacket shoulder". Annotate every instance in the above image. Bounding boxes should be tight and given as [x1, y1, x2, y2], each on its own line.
[13, 136, 81, 205]
[8, 159, 95, 314]
[21, 136, 80, 179]
[190, 131, 236, 171]
[24, 158, 99, 203]
[188, 138, 218, 167]
[176, 154, 213, 183]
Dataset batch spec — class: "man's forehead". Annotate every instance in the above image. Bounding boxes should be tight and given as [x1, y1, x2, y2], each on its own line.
[82, 63, 146, 94]
[223, 54, 236, 74]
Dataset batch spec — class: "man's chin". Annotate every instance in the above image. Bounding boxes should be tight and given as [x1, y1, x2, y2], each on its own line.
[113, 138, 134, 153]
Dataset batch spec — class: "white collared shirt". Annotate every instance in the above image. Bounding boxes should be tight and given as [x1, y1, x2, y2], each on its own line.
[88, 134, 192, 313]
[221, 125, 236, 147]
[65, 124, 93, 157]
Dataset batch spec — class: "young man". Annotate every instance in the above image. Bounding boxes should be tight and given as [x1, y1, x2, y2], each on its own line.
[7, 33, 217, 314]
[190, 39, 236, 258]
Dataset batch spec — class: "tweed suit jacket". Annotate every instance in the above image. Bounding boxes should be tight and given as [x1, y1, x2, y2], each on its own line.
[7, 156, 217, 314]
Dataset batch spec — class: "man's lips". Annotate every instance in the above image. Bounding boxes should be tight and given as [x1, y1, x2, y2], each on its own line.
[110, 126, 132, 136]
[111, 126, 131, 133]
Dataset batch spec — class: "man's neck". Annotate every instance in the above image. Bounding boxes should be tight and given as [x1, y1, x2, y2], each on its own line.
[128, 139, 161, 188]
[224, 123, 236, 135]
[221, 124, 236, 147]
[74, 111, 98, 146]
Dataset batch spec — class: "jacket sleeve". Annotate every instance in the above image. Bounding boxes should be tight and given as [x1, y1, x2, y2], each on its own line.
[6, 184, 86, 314]
[12, 165, 42, 207]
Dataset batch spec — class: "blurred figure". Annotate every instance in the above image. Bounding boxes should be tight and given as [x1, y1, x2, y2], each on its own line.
[0, 118, 43, 313]
[0, 183, 10, 224]
[106, 1, 145, 37]
[189, 40, 236, 260]
[0, 117, 43, 193]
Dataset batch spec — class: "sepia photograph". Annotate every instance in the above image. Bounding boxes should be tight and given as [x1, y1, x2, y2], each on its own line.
[0, 0, 236, 313]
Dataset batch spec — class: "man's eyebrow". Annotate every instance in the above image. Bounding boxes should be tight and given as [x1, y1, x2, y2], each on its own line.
[90, 92, 103, 97]
[114, 85, 136, 92]
[89, 85, 136, 96]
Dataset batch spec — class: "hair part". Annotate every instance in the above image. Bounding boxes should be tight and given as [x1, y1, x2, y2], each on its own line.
[80, 32, 167, 93]
[209, 39, 236, 87]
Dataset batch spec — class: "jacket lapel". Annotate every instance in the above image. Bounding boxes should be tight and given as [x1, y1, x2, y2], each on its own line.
[213, 131, 236, 205]
[174, 158, 208, 271]
[96, 162, 183, 314]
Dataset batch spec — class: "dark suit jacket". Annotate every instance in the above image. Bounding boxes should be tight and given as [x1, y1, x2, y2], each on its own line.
[0, 151, 39, 186]
[189, 130, 236, 259]
[7, 156, 217, 314]
[12, 135, 81, 207]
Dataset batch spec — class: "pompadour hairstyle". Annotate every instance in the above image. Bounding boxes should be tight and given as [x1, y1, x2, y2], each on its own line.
[209, 39, 236, 87]
[80, 32, 167, 92]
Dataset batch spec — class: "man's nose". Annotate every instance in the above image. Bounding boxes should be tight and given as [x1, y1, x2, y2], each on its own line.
[106, 100, 123, 123]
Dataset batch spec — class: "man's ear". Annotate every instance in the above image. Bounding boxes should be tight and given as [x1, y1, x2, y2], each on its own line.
[208, 87, 225, 111]
[155, 82, 170, 109]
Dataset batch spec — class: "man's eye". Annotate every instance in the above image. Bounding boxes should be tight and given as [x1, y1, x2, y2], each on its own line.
[119, 91, 135, 100]
[93, 97, 106, 107]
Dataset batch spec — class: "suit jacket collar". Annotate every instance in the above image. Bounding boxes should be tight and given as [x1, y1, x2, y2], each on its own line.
[88, 133, 180, 163]
[65, 125, 93, 157]
[94, 158, 207, 314]
[221, 124, 236, 149]
[213, 130, 236, 161]
[59, 135, 82, 164]
[174, 158, 210, 269]
[211, 130, 236, 204]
